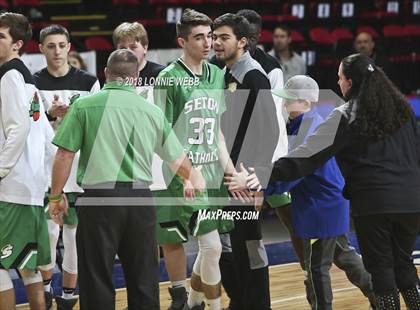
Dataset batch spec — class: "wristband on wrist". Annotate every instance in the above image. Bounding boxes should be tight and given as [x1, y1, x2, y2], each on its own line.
[48, 193, 62, 203]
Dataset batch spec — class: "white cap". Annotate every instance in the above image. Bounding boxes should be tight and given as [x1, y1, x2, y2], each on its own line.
[272, 75, 319, 102]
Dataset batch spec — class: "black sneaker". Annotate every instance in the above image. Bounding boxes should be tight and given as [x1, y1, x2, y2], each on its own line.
[55, 296, 78, 310]
[44, 290, 53, 310]
[167, 286, 188, 310]
[182, 301, 205, 310]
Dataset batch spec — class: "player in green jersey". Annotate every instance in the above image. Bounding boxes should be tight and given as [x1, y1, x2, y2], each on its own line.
[154, 9, 248, 310]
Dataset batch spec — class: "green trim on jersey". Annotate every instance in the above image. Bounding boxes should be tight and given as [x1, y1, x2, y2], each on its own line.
[155, 186, 234, 244]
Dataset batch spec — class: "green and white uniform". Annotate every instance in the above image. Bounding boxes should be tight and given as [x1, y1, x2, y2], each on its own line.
[154, 59, 233, 244]
[0, 59, 52, 270]
[34, 66, 100, 225]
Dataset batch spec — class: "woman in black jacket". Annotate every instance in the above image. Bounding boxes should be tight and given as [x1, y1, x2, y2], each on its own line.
[229, 54, 420, 309]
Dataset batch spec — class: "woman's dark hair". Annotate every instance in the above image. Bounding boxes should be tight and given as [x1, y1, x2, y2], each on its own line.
[341, 53, 412, 140]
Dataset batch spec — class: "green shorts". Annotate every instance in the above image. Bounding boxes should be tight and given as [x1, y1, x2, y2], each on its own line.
[44, 192, 80, 226]
[0, 202, 51, 270]
[155, 184, 233, 245]
[265, 193, 291, 208]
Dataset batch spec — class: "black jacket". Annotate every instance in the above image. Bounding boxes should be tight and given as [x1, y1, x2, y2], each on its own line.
[222, 52, 279, 188]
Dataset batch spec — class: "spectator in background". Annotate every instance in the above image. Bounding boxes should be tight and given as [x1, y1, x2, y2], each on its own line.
[68, 51, 87, 71]
[268, 25, 306, 82]
[353, 32, 394, 82]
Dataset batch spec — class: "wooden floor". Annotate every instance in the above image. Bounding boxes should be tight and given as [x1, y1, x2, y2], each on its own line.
[18, 263, 419, 309]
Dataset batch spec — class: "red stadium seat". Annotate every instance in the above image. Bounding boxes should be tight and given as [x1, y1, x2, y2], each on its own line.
[224, 0, 255, 3]
[332, 27, 354, 58]
[404, 24, 420, 37]
[112, 0, 140, 4]
[360, 11, 398, 19]
[383, 24, 405, 37]
[137, 19, 166, 27]
[261, 15, 299, 22]
[309, 27, 336, 45]
[12, 0, 41, 6]
[259, 30, 273, 44]
[331, 28, 354, 41]
[356, 26, 379, 38]
[149, 0, 205, 4]
[0, 0, 9, 8]
[291, 30, 304, 43]
[25, 39, 39, 54]
[149, 0, 178, 3]
[85, 37, 113, 51]
[31, 21, 70, 31]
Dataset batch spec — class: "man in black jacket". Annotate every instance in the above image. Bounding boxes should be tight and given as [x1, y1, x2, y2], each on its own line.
[212, 10, 292, 310]
[213, 13, 279, 310]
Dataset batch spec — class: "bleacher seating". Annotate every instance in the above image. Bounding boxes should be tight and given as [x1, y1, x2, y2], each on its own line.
[25, 39, 39, 54]
[85, 36, 113, 50]
[12, 0, 40, 6]
[12, 0, 418, 93]
[112, 0, 141, 4]
[356, 25, 380, 38]
[0, 0, 9, 8]
[309, 27, 336, 45]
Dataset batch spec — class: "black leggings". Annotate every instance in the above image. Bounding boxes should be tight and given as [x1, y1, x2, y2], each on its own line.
[353, 213, 420, 295]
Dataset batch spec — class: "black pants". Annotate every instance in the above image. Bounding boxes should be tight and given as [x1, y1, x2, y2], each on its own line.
[353, 213, 420, 295]
[221, 205, 271, 310]
[76, 183, 159, 310]
[303, 235, 374, 310]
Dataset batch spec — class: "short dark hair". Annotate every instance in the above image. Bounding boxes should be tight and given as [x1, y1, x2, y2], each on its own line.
[213, 13, 250, 42]
[39, 24, 70, 44]
[0, 12, 32, 55]
[273, 24, 291, 37]
[176, 9, 212, 39]
[106, 49, 139, 81]
[236, 9, 261, 28]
